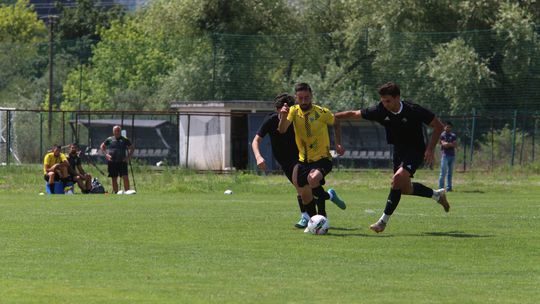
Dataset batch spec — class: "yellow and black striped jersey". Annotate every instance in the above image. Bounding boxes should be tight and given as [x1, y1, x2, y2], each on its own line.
[286, 104, 334, 163]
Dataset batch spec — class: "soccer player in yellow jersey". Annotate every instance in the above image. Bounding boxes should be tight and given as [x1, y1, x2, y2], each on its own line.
[278, 83, 346, 222]
[43, 144, 69, 193]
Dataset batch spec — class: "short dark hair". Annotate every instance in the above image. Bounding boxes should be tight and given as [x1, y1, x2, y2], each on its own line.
[378, 82, 400, 97]
[274, 93, 295, 108]
[53, 144, 62, 149]
[445, 121, 453, 127]
[295, 82, 312, 93]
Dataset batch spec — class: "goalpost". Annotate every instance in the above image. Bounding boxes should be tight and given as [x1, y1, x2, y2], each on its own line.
[0, 107, 21, 165]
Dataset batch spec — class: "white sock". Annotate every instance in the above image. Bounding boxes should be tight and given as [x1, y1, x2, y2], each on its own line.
[302, 212, 310, 220]
[379, 213, 390, 224]
[432, 189, 440, 201]
[328, 190, 334, 200]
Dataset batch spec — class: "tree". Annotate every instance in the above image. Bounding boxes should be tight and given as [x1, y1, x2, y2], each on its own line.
[0, 0, 45, 43]
[54, 0, 125, 63]
[492, 2, 540, 110]
[418, 38, 494, 115]
[0, 0, 46, 108]
[62, 17, 174, 110]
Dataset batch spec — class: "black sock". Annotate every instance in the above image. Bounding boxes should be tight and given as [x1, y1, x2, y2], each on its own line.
[412, 182, 434, 198]
[316, 198, 327, 217]
[305, 199, 317, 217]
[384, 189, 402, 215]
[313, 186, 330, 200]
[49, 184, 55, 194]
[297, 195, 305, 213]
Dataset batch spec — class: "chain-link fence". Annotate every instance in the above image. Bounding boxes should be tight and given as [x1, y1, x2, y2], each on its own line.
[441, 111, 540, 171]
[3, 29, 540, 114]
[1, 108, 539, 172]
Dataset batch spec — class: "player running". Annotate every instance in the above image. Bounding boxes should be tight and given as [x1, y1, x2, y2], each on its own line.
[278, 83, 346, 228]
[334, 82, 450, 233]
[253, 93, 345, 229]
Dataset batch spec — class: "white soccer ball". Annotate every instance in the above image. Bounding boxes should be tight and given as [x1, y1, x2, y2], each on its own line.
[307, 215, 329, 235]
[224, 189, 233, 195]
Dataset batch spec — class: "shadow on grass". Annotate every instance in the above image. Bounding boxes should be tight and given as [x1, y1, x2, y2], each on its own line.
[422, 231, 493, 238]
[326, 226, 389, 238]
[325, 228, 493, 238]
[459, 189, 485, 193]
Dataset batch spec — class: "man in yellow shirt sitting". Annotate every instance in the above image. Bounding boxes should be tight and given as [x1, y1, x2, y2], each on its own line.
[43, 145, 69, 194]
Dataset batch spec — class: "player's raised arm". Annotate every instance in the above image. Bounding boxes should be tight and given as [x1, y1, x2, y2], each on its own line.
[277, 104, 291, 134]
[424, 116, 444, 166]
[333, 110, 362, 156]
[334, 110, 362, 121]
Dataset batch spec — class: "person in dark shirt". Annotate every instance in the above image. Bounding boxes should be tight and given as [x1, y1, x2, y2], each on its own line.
[252, 93, 345, 229]
[439, 122, 457, 191]
[67, 143, 92, 193]
[334, 82, 450, 233]
[100, 125, 134, 194]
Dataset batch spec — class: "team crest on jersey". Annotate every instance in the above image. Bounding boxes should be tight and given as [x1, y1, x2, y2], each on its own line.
[384, 116, 390, 121]
[401, 118, 408, 123]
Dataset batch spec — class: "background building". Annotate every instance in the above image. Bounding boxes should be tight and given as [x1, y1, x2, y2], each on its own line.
[29, 0, 148, 18]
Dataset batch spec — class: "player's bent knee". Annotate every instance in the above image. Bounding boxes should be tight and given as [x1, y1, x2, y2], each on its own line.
[392, 172, 410, 189]
[307, 178, 318, 187]
[307, 171, 322, 186]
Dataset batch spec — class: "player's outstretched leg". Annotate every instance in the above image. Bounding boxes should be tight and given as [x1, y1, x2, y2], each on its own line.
[328, 188, 346, 210]
[412, 182, 450, 212]
[433, 188, 450, 212]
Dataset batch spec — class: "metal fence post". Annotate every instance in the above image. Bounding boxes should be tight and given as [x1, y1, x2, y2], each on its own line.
[463, 136, 467, 172]
[176, 112, 180, 167]
[511, 110, 517, 167]
[519, 114, 526, 165]
[40, 112, 43, 159]
[533, 115, 537, 162]
[490, 117, 494, 171]
[469, 108, 476, 167]
[6, 110, 10, 165]
[62, 111, 65, 147]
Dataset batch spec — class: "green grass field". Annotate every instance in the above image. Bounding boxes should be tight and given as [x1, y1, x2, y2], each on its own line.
[0, 166, 539, 303]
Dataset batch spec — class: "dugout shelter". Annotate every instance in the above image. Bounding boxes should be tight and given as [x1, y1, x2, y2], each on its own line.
[70, 119, 177, 165]
[171, 100, 278, 171]
[171, 100, 393, 171]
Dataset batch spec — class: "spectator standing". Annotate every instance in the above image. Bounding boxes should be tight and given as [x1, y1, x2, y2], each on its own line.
[439, 122, 457, 191]
[100, 125, 134, 193]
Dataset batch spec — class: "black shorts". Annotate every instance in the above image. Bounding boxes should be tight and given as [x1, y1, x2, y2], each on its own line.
[107, 161, 128, 178]
[44, 173, 60, 182]
[393, 149, 424, 177]
[280, 161, 297, 184]
[296, 158, 333, 187]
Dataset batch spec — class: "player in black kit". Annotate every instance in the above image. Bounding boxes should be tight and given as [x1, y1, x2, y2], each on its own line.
[252, 93, 345, 229]
[334, 82, 450, 233]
